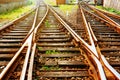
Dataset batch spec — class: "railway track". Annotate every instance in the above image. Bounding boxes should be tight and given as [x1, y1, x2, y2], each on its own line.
[0, 0, 119, 80]
[80, 2, 120, 79]
[27, 2, 109, 80]
[94, 7, 120, 25]
[0, 8, 35, 72]
[0, 0, 47, 79]
[81, 2, 120, 30]
[31, 10, 98, 80]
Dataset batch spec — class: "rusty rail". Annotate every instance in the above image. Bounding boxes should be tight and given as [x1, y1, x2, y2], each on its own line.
[0, 1, 119, 79]
[80, 6, 99, 58]
[101, 55, 120, 79]
[0, 7, 38, 80]
[82, 2, 120, 33]
[88, 22, 98, 42]
[94, 7, 120, 20]
[19, 7, 39, 80]
[50, 5, 107, 80]
[80, 2, 120, 79]
[27, 5, 49, 80]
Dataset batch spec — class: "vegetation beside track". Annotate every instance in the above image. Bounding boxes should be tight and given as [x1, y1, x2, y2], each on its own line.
[58, 5, 78, 14]
[44, 0, 56, 6]
[0, 5, 34, 20]
[96, 6, 120, 15]
[0, 4, 34, 27]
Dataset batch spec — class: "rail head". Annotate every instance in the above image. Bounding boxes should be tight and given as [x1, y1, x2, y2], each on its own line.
[88, 22, 98, 42]
[82, 7, 120, 33]
[20, 4, 49, 80]
[80, 6, 99, 58]
[79, 2, 120, 19]
[93, 56, 107, 80]
[101, 55, 120, 79]
[27, 4, 49, 80]
[93, 6, 120, 20]
[50, 6, 107, 79]
[0, 6, 38, 80]
[22, 8, 39, 43]
[0, 39, 27, 79]
[82, 2, 120, 29]
[81, 3, 120, 79]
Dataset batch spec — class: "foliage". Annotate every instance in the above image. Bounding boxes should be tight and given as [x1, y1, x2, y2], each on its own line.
[44, 0, 56, 6]
[45, 20, 50, 27]
[96, 6, 120, 15]
[41, 66, 50, 70]
[41, 66, 61, 70]
[45, 50, 59, 54]
[37, 47, 42, 50]
[68, 0, 76, 4]
[59, 5, 78, 14]
[0, 5, 34, 20]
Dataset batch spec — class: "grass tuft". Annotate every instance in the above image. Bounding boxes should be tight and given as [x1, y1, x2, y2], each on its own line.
[96, 6, 120, 15]
[44, 0, 56, 6]
[45, 50, 59, 54]
[0, 5, 34, 20]
[59, 5, 78, 14]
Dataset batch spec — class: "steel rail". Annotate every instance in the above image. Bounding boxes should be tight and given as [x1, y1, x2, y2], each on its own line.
[20, 8, 39, 80]
[0, 7, 38, 80]
[80, 10, 107, 79]
[80, 6, 99, 58]
[20, 34, 33, 80]
[88, 22, 98, 42]
[27, 43, 36, 80]
[82, 2, 120, 33]
[22, 8, 39, 43]
[80, 6, 107, 80]
[22, 0, 47, 43]
[50, 6, 107, 80]
[101, 55, 120, 79]
[94, 7, 120, 20]
[82, 7, 120, 33]
[0, 38, 27, 79]
[80, 3, 120, 79]
[91, 6, 120, 26]
[27, 5, 49, 80]
[82, 2, 120, 26]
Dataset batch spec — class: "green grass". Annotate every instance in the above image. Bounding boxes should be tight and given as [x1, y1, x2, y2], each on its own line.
[59, 5, 78, 14]
[45, 20, 50, 27]
[41, 66, 61, 70]
[45, 50, 60, 54]
[37, 47, 42, 51]
[0, 5, 34, 20]
[68, 0, 77, 4]
[96, 6, 120, 15]
[44, 0, 56, 6]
